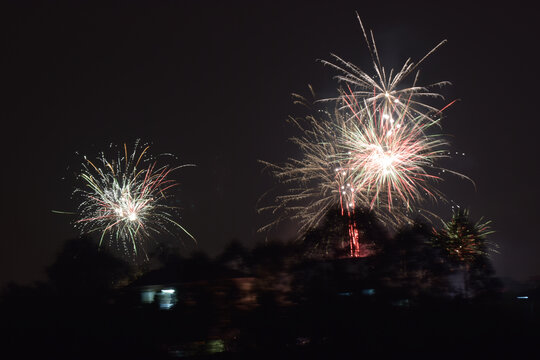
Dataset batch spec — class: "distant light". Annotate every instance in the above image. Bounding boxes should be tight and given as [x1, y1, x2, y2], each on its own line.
[517, 296, 529, 299]
[140, 290, 156, 304]
[161, 288, 175, 294]
[362, 288, 376, 296]
[206, 339, 226, 354]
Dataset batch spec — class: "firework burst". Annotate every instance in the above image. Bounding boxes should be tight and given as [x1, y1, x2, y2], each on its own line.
[320, 13, 453, 125]
[259, 90, 468, 256]
[260, 15, 471, 258]
[259, 92, 411, 239]
[431, 209, 497, 264]
[339, 92, 450, 213]
[74, 141, 195, 256]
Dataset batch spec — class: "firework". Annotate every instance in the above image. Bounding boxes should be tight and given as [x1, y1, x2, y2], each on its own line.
[259, 93, 411, 252]
[260, 15, 469, 258]
[338, 91, 450, 213]
[431, 209, 496, 264]
[74, 141, 195, 255]
[259, 90, 468, 256]
[320, 13, 453, 126]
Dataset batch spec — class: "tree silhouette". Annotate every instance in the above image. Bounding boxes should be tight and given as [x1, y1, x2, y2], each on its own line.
[216, 239, 250, 275]
[302, 206, 388, 259]
[46, 236, 132, 299]
[376, 222, 452, 300]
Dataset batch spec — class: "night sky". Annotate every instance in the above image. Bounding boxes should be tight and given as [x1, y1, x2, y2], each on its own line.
[3, 1, 539, 287]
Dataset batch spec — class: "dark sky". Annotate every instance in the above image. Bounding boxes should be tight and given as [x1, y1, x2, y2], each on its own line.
[3, 0, 539, 287]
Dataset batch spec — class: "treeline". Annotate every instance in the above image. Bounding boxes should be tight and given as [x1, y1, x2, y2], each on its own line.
[1, 208, 539, 359]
